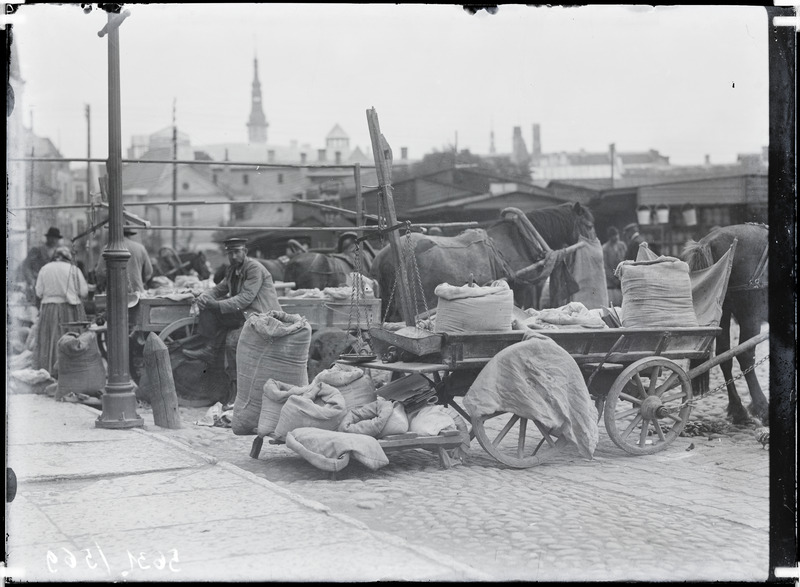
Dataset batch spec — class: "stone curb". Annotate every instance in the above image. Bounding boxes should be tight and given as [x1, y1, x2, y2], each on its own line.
[73, 402, 493, 581]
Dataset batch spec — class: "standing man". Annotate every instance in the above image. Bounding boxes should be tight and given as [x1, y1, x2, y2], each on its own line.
[19, 226, 63, 302]
[623, 222, 647, 261]
[95, 225, 154, 293]
[602, 226, 627, 306]
[182, 238, 282, 363]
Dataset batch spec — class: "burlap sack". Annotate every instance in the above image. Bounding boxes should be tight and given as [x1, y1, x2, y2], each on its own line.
[616, 257, 698, 328]
[55, 331, 106, 398]
[273, 381, 347, 440]
[312, 364, 377, 410]
[233, 311, 312, 435]
[434, 280, 514, 333]
[258, 379, 315, 437]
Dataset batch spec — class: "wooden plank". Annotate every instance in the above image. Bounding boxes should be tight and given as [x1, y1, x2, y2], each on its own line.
[338, 360, 449, 374]
[367, 108, 416, 326]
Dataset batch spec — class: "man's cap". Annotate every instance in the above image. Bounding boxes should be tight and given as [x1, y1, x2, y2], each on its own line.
[224, 237, 248, 250]
[45, 227, 63, 239]
[123, 225, 137, 236]
[623, 223, 638, 233]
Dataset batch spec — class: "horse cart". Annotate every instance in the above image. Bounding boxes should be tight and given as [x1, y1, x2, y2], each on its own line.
[92, 285, 380, 385]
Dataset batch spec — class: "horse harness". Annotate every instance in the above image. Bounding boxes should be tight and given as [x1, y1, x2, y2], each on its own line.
[727, 242, 768, 292]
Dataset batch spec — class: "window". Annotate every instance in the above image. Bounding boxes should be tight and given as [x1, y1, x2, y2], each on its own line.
[179, 211, 195, 226]
[243, 174, 249, 185]
[278, 173, 284, 184]
[182, 182, 190, 190]
[212, 173, 218, 184]
[231, 203, 249, 221]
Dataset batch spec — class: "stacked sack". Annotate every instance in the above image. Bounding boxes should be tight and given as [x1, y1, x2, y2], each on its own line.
[615, 256, 698, 328]
[232, 310, 312, 435]
[433, 280, 514, 333]
[258, 363, 378, 439]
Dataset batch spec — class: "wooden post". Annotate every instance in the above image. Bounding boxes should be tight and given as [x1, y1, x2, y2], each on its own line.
[366, 108, 416, 326]
[140, 333, 182, 429]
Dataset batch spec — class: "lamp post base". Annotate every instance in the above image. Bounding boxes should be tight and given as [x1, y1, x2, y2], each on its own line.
[95, 389, 143, 429]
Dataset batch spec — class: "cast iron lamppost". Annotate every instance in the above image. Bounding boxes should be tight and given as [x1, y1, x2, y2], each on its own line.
[96, 6, 143, 429]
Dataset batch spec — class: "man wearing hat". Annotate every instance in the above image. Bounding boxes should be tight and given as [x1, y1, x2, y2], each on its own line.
[94, 225, 154, 294]
[19, 226, 63, 301]
[182, 237, 282, 363]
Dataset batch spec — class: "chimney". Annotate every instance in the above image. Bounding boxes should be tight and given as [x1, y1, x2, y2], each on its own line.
[318, 149, 327, 162]
[511, 126, 530, 165]
[401, 147, 408, 160]
[335, 151, 341, 165]
[267, 149, 275, 163]
[532, 124, 541, 157]
[704, 154, 711, 166]
[300, 152, 307, 164]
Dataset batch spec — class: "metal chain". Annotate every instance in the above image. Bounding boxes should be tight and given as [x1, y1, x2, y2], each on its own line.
[406, 222, 431, 325]
[664, 354, 770, 413]
[346, 239, 367, 354]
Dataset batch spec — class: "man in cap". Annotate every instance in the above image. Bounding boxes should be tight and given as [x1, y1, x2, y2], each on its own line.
[94, 225, 154, 294]
[19, 226, 63, 302]
[182, 237, 282, 363]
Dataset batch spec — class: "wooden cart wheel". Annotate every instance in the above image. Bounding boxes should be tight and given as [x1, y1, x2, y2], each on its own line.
[604, 357, 692, 455]
[472, 411, 567, 468]
[158, 316, 201, 350]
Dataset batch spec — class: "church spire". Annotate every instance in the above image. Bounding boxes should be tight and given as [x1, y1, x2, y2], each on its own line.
[247, 56, 268, 144]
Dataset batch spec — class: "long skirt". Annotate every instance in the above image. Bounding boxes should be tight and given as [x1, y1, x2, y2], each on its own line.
[33, 302, 87, 377]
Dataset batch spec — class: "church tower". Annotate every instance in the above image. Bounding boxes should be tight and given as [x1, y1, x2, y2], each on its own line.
[247, 56, 268, 144]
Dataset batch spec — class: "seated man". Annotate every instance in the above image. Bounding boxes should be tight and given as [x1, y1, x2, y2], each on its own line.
[182, 238, 282, 363]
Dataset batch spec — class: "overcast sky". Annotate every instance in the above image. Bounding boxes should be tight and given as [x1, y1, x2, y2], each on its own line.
[9, 4, 770, 166]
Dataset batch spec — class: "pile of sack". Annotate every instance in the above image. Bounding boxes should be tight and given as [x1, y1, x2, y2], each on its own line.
[232, 358, 464, 473]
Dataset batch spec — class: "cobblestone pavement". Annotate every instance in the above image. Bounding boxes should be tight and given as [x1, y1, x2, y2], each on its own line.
[141, 324, 772, 581]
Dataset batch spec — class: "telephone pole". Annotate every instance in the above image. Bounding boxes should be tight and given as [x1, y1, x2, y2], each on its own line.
[172, 99, 178, 250]
[86, 104, 93, 269]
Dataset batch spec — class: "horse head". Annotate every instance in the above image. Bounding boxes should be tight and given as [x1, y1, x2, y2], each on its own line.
[570, 202, 596, 242]
[186, 251, 211, 280]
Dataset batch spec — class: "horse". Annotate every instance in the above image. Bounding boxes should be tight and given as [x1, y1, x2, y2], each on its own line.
[150, 247, 211, 284]
[284, 241, 378, 290]
[682, 223, 769, 425]
[370, 202, 596, 322]
[213, 257, 286, 285]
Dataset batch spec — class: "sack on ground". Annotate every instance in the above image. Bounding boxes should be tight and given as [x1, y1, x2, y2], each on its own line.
[55, 331, 106, 399]
[233, 311, 312, 435]
[616, 257, 698, 328]
[312, 363, 377, 410]
[273, 381, 347, 440]
[434, 280, 514, 333]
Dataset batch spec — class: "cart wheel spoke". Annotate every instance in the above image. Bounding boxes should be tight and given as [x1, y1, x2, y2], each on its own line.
[654, 372, 680, 396]
[493, 415, 519, 447]
[619, 392, 643, 405]
[621, 413, 643, 440]
[473, 412, 564, 469]
[647, 366, 661, 395]
[605, 357, 693, 455]
[632, 373, 647, 398]
[639, 418, 650, 447]
[517, 418, 527, 458]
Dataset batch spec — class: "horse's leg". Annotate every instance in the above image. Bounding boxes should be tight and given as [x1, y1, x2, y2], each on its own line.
[718, 305, 750, 425]
[736, 310, 769, 424]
